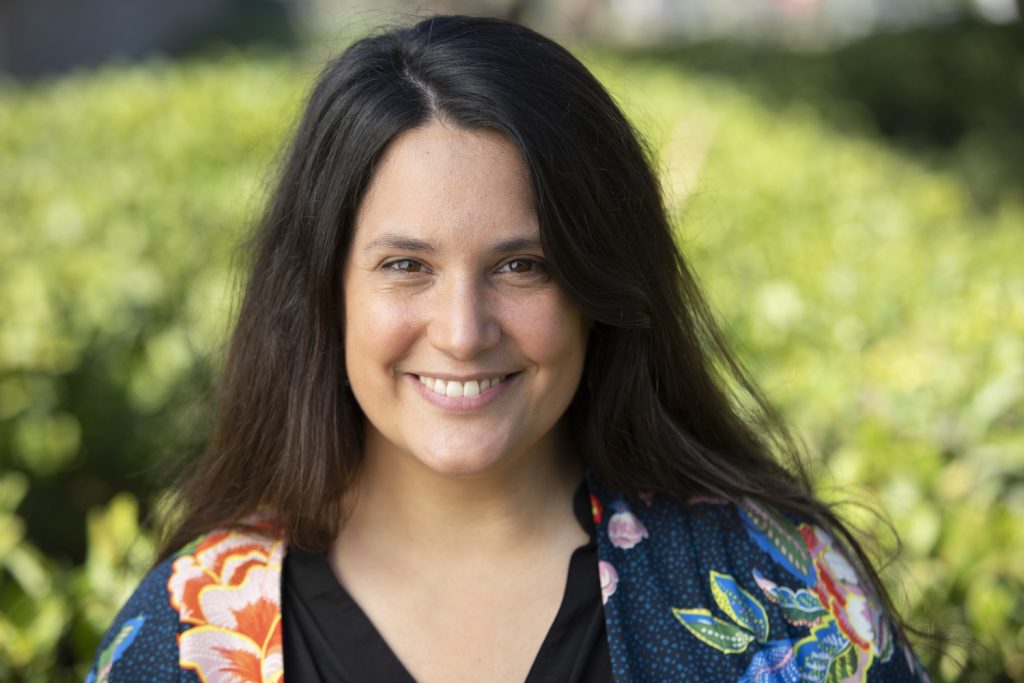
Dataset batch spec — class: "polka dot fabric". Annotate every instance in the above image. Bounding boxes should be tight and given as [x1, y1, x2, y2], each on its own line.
[86, 554, 198, 682]
[588, 475, 931, 682]
[86, 476, 932, 681]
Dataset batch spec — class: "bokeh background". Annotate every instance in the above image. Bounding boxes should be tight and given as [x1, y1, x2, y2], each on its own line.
[1, 0, 1022, 680]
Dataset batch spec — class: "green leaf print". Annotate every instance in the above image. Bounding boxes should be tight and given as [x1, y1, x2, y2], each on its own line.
[709, 571, 770, 642]
[92, 616, 145, 683]
[774, 588, 829, 626]
[752, 569, 829, 627]
[824, 644, 860, 683]
[671, 608, 756, 654]
[878, 619, 894, 663]
[740, 499, 814, 580]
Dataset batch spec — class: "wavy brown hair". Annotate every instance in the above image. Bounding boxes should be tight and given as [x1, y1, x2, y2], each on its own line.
[160, 13, 913, 644]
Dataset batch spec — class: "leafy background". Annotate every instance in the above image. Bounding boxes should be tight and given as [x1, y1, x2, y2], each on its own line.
[1, 20, 1021, 682]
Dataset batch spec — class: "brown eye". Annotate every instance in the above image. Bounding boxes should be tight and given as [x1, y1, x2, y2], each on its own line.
[501, 258, 544, 274]
[386, 259, 425, 273]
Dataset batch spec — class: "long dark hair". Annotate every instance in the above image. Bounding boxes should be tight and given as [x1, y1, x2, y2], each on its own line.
[161, 13, 904, 634]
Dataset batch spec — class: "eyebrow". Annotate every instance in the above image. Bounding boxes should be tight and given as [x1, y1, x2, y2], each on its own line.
[362, 233, 544, 255]
[488, 237, 544, 255]
[362, 233, 434, 254]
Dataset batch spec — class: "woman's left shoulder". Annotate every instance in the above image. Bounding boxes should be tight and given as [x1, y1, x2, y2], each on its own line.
[587, 479, 932, 682]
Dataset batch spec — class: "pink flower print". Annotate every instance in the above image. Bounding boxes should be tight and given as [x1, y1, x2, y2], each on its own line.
[599, 561, 618, 604]
[607, 501, 649, 549]
[800, 524, 889, 656]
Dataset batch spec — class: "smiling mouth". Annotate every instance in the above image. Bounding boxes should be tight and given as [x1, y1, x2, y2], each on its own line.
[417, 374, 511, 398]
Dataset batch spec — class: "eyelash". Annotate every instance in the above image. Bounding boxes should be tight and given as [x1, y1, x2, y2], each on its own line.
[380, 257, 548, 277]
[497, 258, 547, 275]
[383, 259, 426, 273]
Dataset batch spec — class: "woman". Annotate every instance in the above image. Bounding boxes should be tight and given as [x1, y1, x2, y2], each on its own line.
[88, 15, 929, 682]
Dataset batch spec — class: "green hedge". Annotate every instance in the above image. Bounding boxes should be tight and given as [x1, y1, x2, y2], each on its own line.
[0, 53, 301, 681]
[0, 48, 1020, 681]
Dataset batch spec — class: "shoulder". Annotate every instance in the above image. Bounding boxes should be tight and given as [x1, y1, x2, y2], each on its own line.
[85, 552, 184, 682]
[587, 477, 932, 682]
[86, 526, 285, 683]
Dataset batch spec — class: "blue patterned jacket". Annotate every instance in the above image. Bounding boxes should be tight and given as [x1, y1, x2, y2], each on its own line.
[87, 478, 931, 682]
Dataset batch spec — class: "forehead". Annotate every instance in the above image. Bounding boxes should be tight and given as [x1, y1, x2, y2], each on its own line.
[353, 123, 539, 249]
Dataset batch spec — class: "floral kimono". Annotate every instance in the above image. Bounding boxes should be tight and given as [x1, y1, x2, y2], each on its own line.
[87, 477, 930, 682]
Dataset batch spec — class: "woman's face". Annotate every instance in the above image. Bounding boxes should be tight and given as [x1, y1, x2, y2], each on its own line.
[343, 123, 587, 479]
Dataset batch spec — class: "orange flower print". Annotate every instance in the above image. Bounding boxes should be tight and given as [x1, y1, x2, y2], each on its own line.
[590, 493, 603, 524]
[168, 530, 285, 683]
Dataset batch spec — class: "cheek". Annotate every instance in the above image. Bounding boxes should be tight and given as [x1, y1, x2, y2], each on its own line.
[344, 287, 420, 376]
[508, 293, 587, 365]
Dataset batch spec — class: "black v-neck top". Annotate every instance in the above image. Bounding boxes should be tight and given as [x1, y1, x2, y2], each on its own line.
[281, 481, 612, 681]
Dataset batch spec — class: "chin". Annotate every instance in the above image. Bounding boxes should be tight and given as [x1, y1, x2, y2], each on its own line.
[412, 447, 508, 479]
[405, 430, 527, 479]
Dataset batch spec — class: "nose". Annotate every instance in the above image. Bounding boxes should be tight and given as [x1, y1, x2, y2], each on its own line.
[427, 275, 501, 360]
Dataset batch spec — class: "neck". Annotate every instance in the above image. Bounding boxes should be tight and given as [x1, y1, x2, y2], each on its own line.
[335, 424, 584, 562]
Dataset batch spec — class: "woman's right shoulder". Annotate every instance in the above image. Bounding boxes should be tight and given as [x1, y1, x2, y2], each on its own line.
[85, 551, 185, 682]
[86, 526, 286, 682]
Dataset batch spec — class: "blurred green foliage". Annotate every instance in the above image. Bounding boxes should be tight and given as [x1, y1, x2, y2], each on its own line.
[1, 27, 1021, 681]
[618, 20, 1024, 213]
[0, 53, 301, 681]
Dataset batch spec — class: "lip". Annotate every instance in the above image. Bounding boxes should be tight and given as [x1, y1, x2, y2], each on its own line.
[408, 372, 518, 412]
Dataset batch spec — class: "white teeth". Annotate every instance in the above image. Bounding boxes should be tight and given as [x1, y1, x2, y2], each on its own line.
[418, 374, 505, 398]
